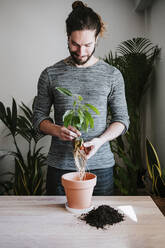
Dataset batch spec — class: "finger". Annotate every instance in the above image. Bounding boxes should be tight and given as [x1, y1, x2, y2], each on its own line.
[69, 131, 77, 138]
[64, 129, 77, 138]
[68, 125, 81, 136]
[84, 142, 92, 148]
[60, 128, 74, 140]
[84, 145, 94, 158]
[63, 132, 74, 141]
[85, 145, 93, 154]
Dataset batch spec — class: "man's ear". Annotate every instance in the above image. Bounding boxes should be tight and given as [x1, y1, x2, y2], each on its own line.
[67, 35, 70, 42]
[95, 36, 99, 45]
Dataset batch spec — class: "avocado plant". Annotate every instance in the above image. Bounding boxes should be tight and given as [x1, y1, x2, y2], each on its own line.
[56, 87, 100, 179]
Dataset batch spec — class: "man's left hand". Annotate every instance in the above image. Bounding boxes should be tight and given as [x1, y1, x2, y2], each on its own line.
[83, 138, 102, 160]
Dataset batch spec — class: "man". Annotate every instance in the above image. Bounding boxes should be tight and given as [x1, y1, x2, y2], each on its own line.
[33, 1, 129, 195]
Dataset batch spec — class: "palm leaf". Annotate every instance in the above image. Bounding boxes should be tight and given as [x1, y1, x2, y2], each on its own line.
[19, 102, 32, 122]
[146, 138, 161, 179]
[117, 38, 154, 56]
[6, 107, 12, 126]
[11, 98, 17, 135]
[0, 101, 8, 126]
[33, 177, 42, 195]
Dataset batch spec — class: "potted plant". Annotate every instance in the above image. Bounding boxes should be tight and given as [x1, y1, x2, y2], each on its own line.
[104, 37, 160, 195]
[56, 87, 99, 210]
[143, 137, 165, 215]
[0, 98, 46, 195]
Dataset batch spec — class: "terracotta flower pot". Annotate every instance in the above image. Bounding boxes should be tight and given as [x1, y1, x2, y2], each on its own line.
[62, 172, 97, 209]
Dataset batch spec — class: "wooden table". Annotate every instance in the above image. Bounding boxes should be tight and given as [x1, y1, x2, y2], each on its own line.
[0, 196, 165, 248]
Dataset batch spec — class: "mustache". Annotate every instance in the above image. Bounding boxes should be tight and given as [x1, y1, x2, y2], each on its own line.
[70, 52, 87, 58]
[68, 44, 96, 65]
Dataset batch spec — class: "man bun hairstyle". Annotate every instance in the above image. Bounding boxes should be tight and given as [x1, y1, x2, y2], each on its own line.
[66, 1, 106, 38]
[72, 1, 86, 9]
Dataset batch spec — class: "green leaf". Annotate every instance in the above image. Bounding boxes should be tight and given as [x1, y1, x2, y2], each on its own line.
[146, 138, 161, 179]
[84, 111, 94, 129]
[6, 106, 15, 135]
[33, 177, 42, 195]
[56, 87, 72, 96]
[62, 110, 73, 122]
[63, 113, 73, 127]
[78, 95, 83, 101]
[63, 110, 74, 127]
[20, 102, 32, 122]
[84, 115, 89, 130]
[82, 105, 89, 112]
[117, 38, 154, 56]
[81, 120, 88, 132]
[85, 103, 100, 115]
[0, 101, 7, 123]
[73, 101, 76, 107]
[78, 109, 84, 124]
[11, 98, 17, 134]
[71, 116, 81, 129]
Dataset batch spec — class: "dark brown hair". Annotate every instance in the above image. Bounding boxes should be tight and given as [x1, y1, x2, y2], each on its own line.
[66, 1, 106, 38]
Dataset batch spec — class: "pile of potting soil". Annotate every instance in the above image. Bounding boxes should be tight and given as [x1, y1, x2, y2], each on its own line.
[80, 205, 125, 229]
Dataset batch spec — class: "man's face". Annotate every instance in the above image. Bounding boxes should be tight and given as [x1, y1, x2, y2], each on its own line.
[68, 30, 97, 65]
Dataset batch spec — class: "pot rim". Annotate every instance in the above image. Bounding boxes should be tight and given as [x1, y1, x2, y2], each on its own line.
[62, 171, 96, 183]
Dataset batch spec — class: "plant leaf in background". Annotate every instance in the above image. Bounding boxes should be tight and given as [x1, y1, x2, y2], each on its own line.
[11, 98, 17, 136]
[0, 99, 17, 136]
[146, 138, 161, 179]
[104, 37, 160, 195]
[145, 137, 165, 197]
[0, 98, 46, 195]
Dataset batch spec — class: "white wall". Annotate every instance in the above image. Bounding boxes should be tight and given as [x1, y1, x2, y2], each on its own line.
[144, 0, 165, 167]
[0, 0, 145, 105]
[0, 0, 145, 178]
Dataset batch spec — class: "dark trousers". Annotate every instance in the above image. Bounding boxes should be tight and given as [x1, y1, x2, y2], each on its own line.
[46, 166, 114, 196]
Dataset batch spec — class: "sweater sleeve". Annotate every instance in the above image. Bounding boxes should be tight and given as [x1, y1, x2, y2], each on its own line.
[33, 68, 54, 133]
[108, 67, 129, 134]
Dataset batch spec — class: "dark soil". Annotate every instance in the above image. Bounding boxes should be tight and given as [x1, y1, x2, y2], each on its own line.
[80, 205, 125, 229]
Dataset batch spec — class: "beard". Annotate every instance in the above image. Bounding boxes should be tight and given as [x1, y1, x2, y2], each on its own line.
[68, 45, 96, 66]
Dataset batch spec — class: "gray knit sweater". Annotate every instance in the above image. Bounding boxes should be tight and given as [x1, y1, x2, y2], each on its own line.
[33, 58, 129, 170]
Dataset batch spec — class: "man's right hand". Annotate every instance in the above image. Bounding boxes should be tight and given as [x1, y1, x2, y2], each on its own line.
[56, 125, 81, 141]
[39, 120, 81, 141]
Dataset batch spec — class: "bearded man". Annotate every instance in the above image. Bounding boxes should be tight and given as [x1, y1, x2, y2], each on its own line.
[33, 1, 129, 195]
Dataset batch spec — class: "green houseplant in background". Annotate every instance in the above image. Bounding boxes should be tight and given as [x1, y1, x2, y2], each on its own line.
[104, 37, 160, 195]
[144, 138, 165, 197]
[0, 150, 14, 194]
[0, 98, 46, 195]
[144, 137, 165, 215]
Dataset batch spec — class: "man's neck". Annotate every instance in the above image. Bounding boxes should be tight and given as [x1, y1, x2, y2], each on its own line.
[64, 56, 99, 68]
